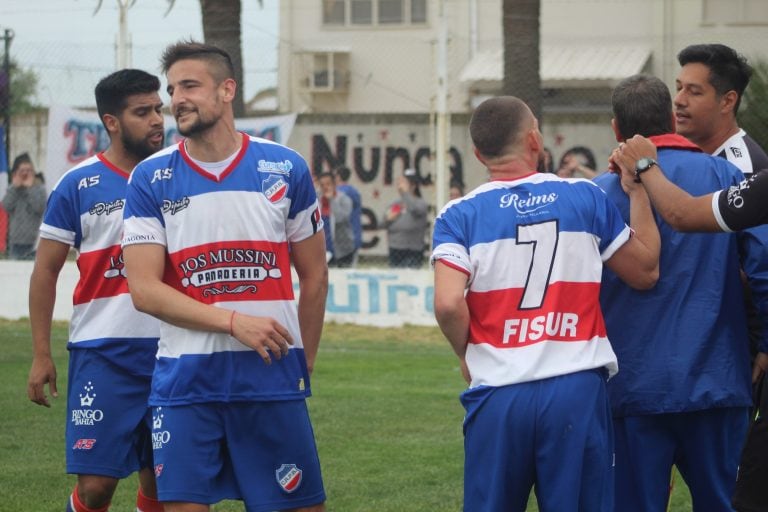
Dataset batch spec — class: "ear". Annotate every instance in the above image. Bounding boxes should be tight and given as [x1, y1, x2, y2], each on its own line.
[611, 118, 623, 142]
[220, 78, 237, 103]
[720, 90, 738, 114]
[102, 114, 120, 137]
[473, 147, 486, 166]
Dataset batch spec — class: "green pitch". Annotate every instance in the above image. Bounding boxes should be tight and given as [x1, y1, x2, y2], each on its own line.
[0, 320, 693, 511]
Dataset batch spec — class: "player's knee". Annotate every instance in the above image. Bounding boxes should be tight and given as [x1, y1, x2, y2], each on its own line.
[77, 477, 118, 508]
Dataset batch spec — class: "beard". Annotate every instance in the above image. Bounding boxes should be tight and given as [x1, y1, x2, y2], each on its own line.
[122, 131, 164, 161]
[175, 108, 218, 137]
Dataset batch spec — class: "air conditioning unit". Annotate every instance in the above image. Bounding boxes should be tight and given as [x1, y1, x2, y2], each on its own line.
[297, 50, 350, 93]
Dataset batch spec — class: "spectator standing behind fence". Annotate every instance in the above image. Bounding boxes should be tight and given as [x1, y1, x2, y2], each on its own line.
[432, 96, 660, 512]
[334, 165, 363, 265]
[383, 168, 429, 268]
[2, 153, 46, 259]
[319, 171, 356, 267]
[556, 145, 599, 179]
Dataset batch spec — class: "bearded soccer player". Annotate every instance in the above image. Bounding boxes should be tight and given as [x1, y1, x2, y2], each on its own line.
[122, 41, 327, 512]
[27, 69, 165, 512]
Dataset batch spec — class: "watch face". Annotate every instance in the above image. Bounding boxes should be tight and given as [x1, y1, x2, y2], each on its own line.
[636, 157, 654, 171]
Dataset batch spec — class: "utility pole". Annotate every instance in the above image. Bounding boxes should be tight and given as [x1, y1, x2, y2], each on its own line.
[434, 0, 450, 212]
[2, 28, 13, 172]
[115, 0, 134, 69]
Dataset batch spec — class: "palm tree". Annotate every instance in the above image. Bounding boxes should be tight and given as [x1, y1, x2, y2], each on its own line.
[93, 0, 257, 118]
[501, 0, 542, 122]
[199, 0, 246, 117]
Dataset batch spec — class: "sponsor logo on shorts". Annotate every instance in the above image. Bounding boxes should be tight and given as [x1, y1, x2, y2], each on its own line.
[72, 439, 96, 450]
[152, 407, 172, 450]
[275, 463, 303, 493]
[154, 464, 164, 477]
[71, 381, 104, 426]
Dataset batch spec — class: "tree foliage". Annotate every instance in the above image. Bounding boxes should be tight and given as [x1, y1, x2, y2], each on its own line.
[0, 58, 40, 116]
[739, 59, 768, 153]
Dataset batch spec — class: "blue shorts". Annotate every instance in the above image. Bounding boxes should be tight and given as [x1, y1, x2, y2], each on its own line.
[151, 400, 325, 512]
[613, 407, 749, 512]
[66, 349, 154, 478]
[461, 369, 614, 512]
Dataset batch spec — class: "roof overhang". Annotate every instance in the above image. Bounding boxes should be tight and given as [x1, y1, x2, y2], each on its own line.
[459, 45, 651, 89]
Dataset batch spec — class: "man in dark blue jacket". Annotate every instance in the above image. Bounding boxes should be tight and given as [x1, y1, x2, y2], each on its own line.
[594, 73, 768, 512]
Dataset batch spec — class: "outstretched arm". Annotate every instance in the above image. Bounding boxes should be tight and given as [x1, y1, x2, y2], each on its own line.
[612, 135, 721, 232]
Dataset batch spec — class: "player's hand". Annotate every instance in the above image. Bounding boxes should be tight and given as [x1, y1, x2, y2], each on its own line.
[27, 355, 58, 407]
[230, 313, 293, 365]
[752, 352, 768, 384]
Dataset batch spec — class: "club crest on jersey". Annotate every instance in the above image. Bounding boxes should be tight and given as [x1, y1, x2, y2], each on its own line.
[263, 175, 289, 203]
[275, 464, 303, 493]
[730, 147, 743, 158]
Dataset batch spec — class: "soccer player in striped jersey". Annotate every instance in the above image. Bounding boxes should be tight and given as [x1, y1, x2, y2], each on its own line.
[27, 69, 165, 512]
[432, 96, 660, 512]
[122, 41, 327, 512]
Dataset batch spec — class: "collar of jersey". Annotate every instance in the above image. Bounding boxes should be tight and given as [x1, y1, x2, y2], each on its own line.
[179, 132, 249, 183]
[648, 133, 702, 152]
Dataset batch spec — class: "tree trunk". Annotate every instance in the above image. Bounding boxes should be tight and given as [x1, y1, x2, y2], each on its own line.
[501, 0, 542, 123]
[200, 0, 246, 117]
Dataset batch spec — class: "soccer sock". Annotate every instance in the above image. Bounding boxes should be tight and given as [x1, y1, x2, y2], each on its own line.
[68, 485, 110, 512]
[136, 488, 164, 512]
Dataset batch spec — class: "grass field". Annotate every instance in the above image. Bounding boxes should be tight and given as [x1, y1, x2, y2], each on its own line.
[0, 319, 694, 511]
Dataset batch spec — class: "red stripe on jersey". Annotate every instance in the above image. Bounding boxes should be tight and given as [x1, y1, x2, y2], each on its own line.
[166, 240, 294, 304]
[73, 246, 129, 305]
[466, 281, 606, 347]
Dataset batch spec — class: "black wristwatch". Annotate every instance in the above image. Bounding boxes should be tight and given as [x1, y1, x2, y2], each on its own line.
[634, 157, 658, 183]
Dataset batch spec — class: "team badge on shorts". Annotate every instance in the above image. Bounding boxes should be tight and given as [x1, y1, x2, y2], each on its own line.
[263, 175, 288, 203]
[275, 463, 303, 493]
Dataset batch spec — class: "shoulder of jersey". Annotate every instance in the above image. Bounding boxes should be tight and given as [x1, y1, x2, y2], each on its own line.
[52, 155, 108, 190]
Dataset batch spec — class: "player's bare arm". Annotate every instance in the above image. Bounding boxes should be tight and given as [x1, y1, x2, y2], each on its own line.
[123, 243, 292, 365]
[604, 182, 661, 290]
[615, 135, 721, 232]
[27, 238, 71, 407]
[433, 261, 471, 359]
[290, 230, 328, 374]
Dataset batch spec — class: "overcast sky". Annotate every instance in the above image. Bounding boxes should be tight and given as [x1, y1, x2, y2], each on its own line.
[0, 0, 279, 108]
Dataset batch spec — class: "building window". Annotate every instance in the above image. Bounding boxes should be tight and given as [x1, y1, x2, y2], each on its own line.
[323, 0, 345, 25]
[703, 0, 768, 24]
[323, 0, 427, 26]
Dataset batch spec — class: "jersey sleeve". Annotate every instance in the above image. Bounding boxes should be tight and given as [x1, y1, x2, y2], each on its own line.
[587, 183, 632, 261]
[713, 172, 768, 232]
[431, 205, 471, 277]
[39, 176, 80, 247]
[122, 166, 167, 247]
[285, 159, 323, 243]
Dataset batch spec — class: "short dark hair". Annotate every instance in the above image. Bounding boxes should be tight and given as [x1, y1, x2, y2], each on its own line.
[11, 152, 32, 173]
[558, 146, 597, 171]
[677, 43, 752, 113]
[94, 69, 160, 125]
[318, 171, 336, 182]
[470, 96, 531, 158]
[160, 40, 235, 83]
[612, 74, 673, 139]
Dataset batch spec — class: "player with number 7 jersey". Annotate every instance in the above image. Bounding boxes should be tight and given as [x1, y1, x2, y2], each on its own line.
[432, 96, 660, 512]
